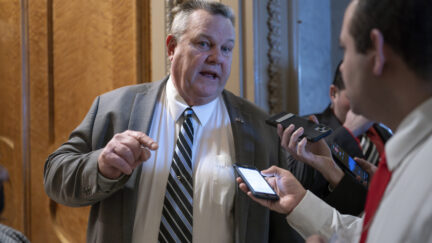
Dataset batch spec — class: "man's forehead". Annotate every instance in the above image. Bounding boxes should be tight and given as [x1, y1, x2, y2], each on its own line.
[187, 11, 235, 41]
[195, 32, 235, 43]
[189, 9, 234, 25]
[188, 10, 234, 28]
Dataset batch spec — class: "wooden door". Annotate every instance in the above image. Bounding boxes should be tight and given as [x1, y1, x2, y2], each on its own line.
[0, 0, 26, 236]
[0, 0, 150, 242]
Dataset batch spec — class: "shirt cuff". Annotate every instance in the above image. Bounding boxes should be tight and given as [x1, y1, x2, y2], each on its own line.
[97, 172, 127, 193]
[286, 190, 334, 239]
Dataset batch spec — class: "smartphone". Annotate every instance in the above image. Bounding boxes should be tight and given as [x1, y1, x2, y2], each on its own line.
[330, 143, 369, 182]
[266, 112, 332, 142]
[233, 164, 279, 200]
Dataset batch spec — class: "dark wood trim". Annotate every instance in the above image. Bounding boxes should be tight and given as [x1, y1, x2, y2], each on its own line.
[47, 0, 55, 142]
[20, 0, 31, 238]
[137, 0, 151, 83]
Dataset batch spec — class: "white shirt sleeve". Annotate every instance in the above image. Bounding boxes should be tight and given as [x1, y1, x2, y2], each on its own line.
[286, 190, 363, 242]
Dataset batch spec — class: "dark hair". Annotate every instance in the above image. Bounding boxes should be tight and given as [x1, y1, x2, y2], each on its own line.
[170, 1, 235, 40]
[332, 60, 345, 89]
[349, 0, 432, 80]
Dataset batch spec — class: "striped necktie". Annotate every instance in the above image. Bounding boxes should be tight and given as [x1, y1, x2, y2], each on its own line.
[360, 134, 379, 165]
[158, 108, 195, 243]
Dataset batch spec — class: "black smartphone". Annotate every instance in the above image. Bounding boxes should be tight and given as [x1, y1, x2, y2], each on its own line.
[266, 112, 332, 142]
[233, 164, 279, 201]
[330, 143, 369, 182]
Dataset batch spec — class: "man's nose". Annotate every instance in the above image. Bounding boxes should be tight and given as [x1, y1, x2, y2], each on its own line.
[206, 47, 223, 64]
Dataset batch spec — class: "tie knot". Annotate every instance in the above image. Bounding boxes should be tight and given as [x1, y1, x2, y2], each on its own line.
[184, 107, 194, 118]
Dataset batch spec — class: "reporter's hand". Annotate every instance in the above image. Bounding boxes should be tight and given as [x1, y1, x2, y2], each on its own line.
[354, 157, 377, 178]
[98, 130, 159, 179]
[343, 110, 373, 137]
[277, 116, 344, 188]
[237, 166, 306, 214]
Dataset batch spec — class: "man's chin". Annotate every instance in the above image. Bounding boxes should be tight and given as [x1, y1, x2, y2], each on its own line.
[191, 92, 220, 106]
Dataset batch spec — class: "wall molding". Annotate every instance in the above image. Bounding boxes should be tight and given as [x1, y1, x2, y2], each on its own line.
[266, 0, 282, 114]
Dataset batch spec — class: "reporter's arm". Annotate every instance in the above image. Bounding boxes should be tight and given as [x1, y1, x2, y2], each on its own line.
[237, 166, 363, 241]
[286, 190, 363, 241]
[277, 123, 345, 188]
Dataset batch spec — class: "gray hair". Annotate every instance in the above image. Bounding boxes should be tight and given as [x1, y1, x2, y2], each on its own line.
[170, 0, 235, 40]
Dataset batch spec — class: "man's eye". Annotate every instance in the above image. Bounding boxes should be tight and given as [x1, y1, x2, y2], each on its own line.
[222, 46, 233, 54]
[198, 41, 210, 48]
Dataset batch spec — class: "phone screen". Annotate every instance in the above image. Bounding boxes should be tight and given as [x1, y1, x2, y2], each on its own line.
[237, 167, 276, 194]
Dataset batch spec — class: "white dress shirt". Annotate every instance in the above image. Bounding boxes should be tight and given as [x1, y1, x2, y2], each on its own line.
[286, 97, 432, 243]
[131, 77, 236, 243]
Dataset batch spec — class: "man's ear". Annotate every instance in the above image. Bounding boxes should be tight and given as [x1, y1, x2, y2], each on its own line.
[370, 29, 386, 76]
[329, 84, 338, 102]
[166, 35, 177, 60]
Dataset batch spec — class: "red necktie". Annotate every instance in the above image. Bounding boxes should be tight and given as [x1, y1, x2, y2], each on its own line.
[359, 154, 392, 243]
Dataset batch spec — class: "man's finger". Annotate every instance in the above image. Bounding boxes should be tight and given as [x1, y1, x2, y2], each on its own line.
[128, 130, 159, 150]
[354, 157, 377, 176]
[261, 165, 283, 177]
[136, 147, 152, 164]
[277, 124, 284, 138]
[238, 182, 250, 194]
[308, 115, 319, 124]
[358, 158, 377, 177]
[113, 144, 135, 165]
[297, 137, 308, 158]
[287, 126, 303, 151]
[281, 124, 295, 149]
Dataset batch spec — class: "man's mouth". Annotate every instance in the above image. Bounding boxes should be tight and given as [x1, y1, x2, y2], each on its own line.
[199, 71, 218, 79]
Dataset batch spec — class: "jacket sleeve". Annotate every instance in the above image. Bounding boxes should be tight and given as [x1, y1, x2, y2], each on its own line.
[43, 97, 130, 207]
[324, 174, 367, 215]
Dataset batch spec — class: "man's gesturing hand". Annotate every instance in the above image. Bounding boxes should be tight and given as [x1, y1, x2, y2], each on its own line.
[98, 130, 159, 179]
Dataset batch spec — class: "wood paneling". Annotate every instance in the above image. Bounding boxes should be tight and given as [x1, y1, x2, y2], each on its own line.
[27, 0, 64, 241]
[28, 0, 142, 242]
[1, 0, 150, 242]
[0, 0, 25, 234]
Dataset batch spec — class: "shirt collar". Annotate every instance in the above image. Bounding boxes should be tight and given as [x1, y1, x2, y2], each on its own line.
[166, 76, 221, 126]
[385, 97, 432, 171]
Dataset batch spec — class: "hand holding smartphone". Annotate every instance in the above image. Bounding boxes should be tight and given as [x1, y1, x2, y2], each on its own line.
[266, 112, 332, 142]
[330, 143, 369, 182]
[234, 164, 279, 200]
